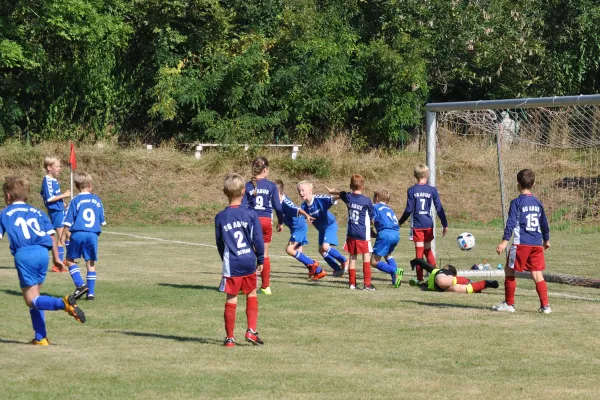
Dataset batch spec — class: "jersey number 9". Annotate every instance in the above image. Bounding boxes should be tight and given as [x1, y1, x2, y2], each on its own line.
[83, 209, 96, 228]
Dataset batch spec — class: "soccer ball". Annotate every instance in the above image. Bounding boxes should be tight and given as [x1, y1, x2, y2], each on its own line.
[456, 232, 475, 251]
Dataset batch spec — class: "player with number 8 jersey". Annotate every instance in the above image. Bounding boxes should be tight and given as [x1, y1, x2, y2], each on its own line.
[62, 172, 106, 300]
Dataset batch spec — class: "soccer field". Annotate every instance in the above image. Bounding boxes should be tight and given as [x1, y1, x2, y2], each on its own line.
[1, 226, 600, 399]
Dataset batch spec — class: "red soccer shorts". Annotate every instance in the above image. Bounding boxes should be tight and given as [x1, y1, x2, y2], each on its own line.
[509, 245, 545, 272]
[219, 273, 257, 295]
[259, 217, 273, 244]
[344, 237, 373, 255]
[411, 228, 434, 243]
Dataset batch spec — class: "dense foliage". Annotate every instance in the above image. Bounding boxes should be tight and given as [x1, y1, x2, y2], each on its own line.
[2, 0, 600, 146]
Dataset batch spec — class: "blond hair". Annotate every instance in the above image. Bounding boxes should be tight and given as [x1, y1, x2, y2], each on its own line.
[44, 157, 60, 170]
[296, 180, 313, 190]
[223, 173, 245, 199]
[414, 164, 430, 180]
[74, 172, 93, 191]
[373, 188, 390, 203]
[3, 176, 30, 203]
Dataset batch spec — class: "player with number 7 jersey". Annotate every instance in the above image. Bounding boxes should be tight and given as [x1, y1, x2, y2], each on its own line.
[61, 173, 106, 300]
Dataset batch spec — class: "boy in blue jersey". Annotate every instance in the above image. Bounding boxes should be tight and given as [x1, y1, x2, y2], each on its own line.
[274, 180, 326, 281]
[1, 176, 85, 345]
[216, 173, 265, 347]
[328, 175, 376, 290]
[398, 164, 448, 283]
[61, 172, 106, 301]
[370, 189, 403, 287]
[494, 169, 551, 313]
[241, 157, 284, 295]
[297, 181, 348, 277]
[40, 157, 71, 271]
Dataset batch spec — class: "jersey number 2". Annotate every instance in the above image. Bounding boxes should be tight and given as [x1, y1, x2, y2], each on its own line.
[233, 231, 247, 248]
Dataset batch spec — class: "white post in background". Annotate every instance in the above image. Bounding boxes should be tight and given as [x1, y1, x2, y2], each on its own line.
[70, 171, 74, 200]
[425, 110, 437, 257]
[195, 145, 203, 160]
[291, 146, 299, 160]
[146, 144, 153, 152]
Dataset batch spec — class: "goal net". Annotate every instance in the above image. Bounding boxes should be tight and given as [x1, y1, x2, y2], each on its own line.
[427, 95, 600, 286]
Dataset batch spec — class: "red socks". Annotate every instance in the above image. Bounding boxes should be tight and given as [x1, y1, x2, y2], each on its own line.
[535, 280, 549, 308]
[246, 296, 258, 331]
[415, 247, 425, 280]
[224, 303, 236, 338]
[363, 262, 372, 287]
[456, 277, 470, 285]
[261, 257, 271, 289]
[349, 269, 357, 286]
[424, 248, 436, 266]
[504, 276, 516, 306]
[470, 281, 486, 293]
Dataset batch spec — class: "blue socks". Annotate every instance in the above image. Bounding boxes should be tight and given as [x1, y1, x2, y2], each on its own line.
[33, 296, 64, 311]
[387, 256, 397, 269]
[29, 308, 47, 341]
[69, 265, 85, 287]
[376, 260, 396, 274]
[87, 271, 96, 295]
[295, 251, 315, 267]
[322, 249, 341, 271]
[328, 247, 347, 264]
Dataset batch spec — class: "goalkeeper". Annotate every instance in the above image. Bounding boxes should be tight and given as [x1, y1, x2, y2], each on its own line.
[410, 259, 499, 293]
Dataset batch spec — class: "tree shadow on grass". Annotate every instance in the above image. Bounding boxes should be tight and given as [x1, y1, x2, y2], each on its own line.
[401, 300, 486, 310]
[1, 289, 63, 298]
[286, 281, 345, 289]
[108, 330, 235, 345]
[0, 338, 29, 345]
[0, 266, 13, 269]
[158, 283, 219, 291]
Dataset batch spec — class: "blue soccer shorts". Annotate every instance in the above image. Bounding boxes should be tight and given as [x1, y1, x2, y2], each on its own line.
[318, 223, 339, 246]
[289, 225, 309, 246]
[67, 231, 99, 261]
[373, 230, 400, 257]
[48, 210, 65, 229]
[14, 245, 49, 288]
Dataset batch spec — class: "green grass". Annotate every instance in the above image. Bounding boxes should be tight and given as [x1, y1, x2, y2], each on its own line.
[2, 227, 600, 399]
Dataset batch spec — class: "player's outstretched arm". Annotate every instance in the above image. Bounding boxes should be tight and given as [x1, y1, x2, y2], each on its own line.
[298, 208, 315, 223]
[325, 187, 341, 201]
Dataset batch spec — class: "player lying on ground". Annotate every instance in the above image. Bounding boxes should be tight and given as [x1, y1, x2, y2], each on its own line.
[410, 259, 499, 293]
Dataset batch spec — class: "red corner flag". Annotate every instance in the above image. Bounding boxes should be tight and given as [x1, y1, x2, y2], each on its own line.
[69, 142, 77, 170]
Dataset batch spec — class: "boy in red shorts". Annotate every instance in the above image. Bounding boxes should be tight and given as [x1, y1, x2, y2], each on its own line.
[398, 164, 448, 283]
[328, 175, 376, 290]
[216, 173, 265, 347]
[494, 169, 551, 313]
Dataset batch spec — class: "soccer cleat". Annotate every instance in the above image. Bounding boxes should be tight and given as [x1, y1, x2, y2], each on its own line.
[245, 329, 264, 345]
[51, 264, 63, 273]
[31, 338, 50, 346]
[311, 270, 327, 281]
[485, 280, 500, 289]
[63, 295, 86, 323]
[307, 262, 319, 277]
[363, 284, 376, 291]
[224, 338, 235, 348]
[409, 277, 420, 286]
[492, 301, 515, 312]
[85, 294, 95, 301]
[539, 306, 552, 314]
[394, 268, 404, 288]
[349, 284, 357, 290]
[257, 287, 272, 295]
[332, 269, 345, 278]
[73, 284, 89, 300]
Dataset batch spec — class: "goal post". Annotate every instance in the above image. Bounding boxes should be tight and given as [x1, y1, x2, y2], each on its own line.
[425, 94, 600, 286]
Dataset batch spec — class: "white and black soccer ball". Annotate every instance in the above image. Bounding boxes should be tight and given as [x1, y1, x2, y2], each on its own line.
[456, 232, 475, 251]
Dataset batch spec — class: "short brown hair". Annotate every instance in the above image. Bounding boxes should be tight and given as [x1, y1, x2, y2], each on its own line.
[444, 265, 457, 276]
[44, 157, 59, 170]
[517, 169, 535, 189]
[223, 172, 245, 199]
[274, 179, 284, 194]
[414, 164, 430, 179]
[74, 172, 93, 191]
[251, 157, 269, 197]
[350, 174, 364, 190]
[3, 176, 30, 203]
[373, 189, 390, 203]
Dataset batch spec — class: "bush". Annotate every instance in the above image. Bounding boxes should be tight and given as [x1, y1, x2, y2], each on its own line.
[280, 156, 332, 179]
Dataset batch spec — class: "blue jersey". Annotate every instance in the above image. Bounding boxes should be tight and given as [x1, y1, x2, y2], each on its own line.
[281, 195, 307, 232]
[40, 176, 65, 212]
[63, 192, 106, 234]
[503, 194, 549, 246]
[339, 192, 375, 240]
[215, 205, 265, 277]
[301, 195, 337, 231]
[0, 202, 54, 255]
[241, 178, 284, 222]
[373, 203, 400, 232]
[398, 184, 448, 229]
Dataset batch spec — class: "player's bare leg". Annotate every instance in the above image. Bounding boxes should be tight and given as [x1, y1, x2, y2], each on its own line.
[52, 227, 66, 272]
